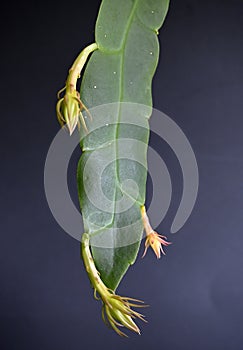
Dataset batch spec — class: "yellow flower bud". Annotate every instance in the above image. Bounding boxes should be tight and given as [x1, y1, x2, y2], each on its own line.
[56, 88, 90, 135]
[142, 231, 171, 259]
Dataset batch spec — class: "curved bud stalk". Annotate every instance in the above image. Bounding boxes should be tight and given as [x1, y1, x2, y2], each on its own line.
[141, 206, 172, 259]
[56, 43, 98, 135]
[81, 233, 147, 337]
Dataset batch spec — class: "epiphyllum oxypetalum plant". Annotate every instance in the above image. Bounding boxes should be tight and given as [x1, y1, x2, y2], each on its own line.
[55, 0, 171, 337]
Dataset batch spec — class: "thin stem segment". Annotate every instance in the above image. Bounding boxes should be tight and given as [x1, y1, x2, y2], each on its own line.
[66, 43, 98, 94]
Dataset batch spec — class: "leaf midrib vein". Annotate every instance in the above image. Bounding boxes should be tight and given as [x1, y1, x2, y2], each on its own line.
[111, 0, 140, 243]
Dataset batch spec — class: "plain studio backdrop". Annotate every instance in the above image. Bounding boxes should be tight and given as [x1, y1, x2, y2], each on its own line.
[1, 1, 243, 349]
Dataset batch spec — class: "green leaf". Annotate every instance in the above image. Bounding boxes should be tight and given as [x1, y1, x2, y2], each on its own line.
[78, 0, 169, 290]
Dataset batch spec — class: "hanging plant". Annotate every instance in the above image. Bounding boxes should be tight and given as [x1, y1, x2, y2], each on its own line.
[56, 0, 170, 337]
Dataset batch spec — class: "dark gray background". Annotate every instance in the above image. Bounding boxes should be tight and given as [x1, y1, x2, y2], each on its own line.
[1, 0, 243, 349]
